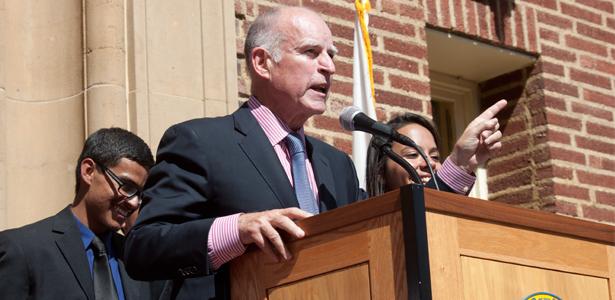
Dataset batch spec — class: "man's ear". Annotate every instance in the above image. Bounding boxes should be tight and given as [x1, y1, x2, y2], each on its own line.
[80, 158, 97, 188]
[251, 47, 273, 80]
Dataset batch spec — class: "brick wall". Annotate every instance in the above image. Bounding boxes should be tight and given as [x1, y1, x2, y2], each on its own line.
[235, 0, 615, 225]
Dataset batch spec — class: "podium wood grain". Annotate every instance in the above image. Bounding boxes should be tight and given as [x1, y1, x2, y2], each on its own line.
[231, 187, 615, 299]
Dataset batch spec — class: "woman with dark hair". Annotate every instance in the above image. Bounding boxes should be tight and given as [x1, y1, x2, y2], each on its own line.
[366, 112, 444, 197]
[366, 99, 507, 198]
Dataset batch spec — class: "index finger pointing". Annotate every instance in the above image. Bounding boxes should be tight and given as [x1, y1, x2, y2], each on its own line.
[478, 99, 508, 120]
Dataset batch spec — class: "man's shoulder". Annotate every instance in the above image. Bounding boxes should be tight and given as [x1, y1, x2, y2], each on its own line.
[0, 214, 59, 258]
[306, 135, 348, 158]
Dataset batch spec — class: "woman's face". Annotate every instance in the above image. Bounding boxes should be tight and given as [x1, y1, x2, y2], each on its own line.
[384, 123, 442, 191]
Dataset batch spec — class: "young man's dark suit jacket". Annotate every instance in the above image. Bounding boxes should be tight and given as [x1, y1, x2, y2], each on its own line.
[0, 206, 157, 300]
[124, 103, 456, 299]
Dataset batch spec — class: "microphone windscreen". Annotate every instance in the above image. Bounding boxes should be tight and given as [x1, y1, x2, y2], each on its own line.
[339, 106, 361, 131]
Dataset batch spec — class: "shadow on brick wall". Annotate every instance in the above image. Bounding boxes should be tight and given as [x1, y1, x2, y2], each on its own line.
[473, 0, 516, 42]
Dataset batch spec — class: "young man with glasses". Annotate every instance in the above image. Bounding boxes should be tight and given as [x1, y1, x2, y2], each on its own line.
[0, 127, 159, 300]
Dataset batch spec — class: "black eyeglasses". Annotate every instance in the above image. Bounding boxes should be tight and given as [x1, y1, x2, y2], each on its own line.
[96, 162, 143, 205]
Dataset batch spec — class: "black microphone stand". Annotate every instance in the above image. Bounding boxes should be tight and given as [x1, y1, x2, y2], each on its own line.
[371, 136, 423, 185]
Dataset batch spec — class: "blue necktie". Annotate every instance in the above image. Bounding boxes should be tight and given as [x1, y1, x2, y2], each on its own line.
[286, 133, 319, 214]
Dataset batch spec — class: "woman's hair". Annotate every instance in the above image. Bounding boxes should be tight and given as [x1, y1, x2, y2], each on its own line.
[365, 112, 441, 197]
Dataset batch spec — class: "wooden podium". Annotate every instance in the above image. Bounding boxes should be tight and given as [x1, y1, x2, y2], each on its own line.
[230, 185, 615, 299]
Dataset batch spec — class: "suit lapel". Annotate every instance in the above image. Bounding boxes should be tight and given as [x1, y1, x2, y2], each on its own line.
[234, 105, 298, 209]
[53, 207, 95, 300]
[306, 137, 337, 213]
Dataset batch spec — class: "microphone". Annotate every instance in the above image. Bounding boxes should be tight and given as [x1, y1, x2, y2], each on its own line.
[339, 106, 440, 190]
[339, 106, 416, 147]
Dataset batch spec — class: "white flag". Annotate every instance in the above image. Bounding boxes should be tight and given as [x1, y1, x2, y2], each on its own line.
[352, 0, 376, 189]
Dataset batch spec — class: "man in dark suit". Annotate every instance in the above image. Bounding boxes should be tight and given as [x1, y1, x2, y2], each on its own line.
[124, 5, 504, 299]
[0, 128, 157, 300]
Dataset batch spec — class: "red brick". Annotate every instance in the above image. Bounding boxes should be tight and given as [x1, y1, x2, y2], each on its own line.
[335, 43, 353, 58]
[553, 183, 590, 200]
[499, 136, 530, 156]
[490, 153, 532, 177]
[334, 60, 352, 79]
[543, 78, 579, 97]
[540, 44, 576, 62]
[539, 60, 565, 77]
[565, 35, 608, 57]
[587, 120, 615, 139]
[440, 0, 452, 28]
[541, 200, 578, 217]
[370, 15, 415, 38]
[328, 22, 354, 42]
[547, 112, 582, 130]
[313, 115, 344, 133]
[608, 17, 615, 30]
[543, 95, 566, 111]
[570, 68, 612, 89]
[577, 23, 615, 44]
[382, 1, 423, 20]
[572, 103, 613, 121]
[383, 38, 427, 59]
[584, 89, 615, 108]
[589, 156, 615, 172]
[536, 11, 572, 29]
[426, 0, 438, 25]
[477, 2, 490, 39]
[373, 53, 419, 74]
[490, 188, 534, 205]
[576, 136, 615, 155]
[490, 168, 533, 194]
[466, 0, 478, 36]
[553, 165, 574, 179]
[389, 75, 430, 95]
[303, 1, 353, 22]
[582, 206, 615, 223]
[580, 56, 615, 77]
[524, 0, 557, 10]
[539, 28, 559, 43]
[525, 77, 545, 97]
[375, 89, 422, 111]
[373, 70, 384, 85]
[453, 0, 464, 31]
[561, 3, 602, 24]
[576, 0, 614, 13]
[550, 146, 586, 164]
[596, 191, 615, 206]
[330, 79, 352, 96]
[333, 137, 352, 155]
[578, 170, 615, 189]
[512, 6, 523, 48]
[548, 129, 572, 145]
[501, 118, 527, 136]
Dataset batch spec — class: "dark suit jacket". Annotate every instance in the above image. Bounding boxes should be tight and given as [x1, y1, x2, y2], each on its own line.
[125, 103, 365, 299]
[0, 206, 157, 300]
[125, 103, 455, 299]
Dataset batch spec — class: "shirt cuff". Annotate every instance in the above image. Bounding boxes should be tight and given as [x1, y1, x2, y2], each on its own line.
[207, 213, 247, 270]
[438, 157, 476, 195]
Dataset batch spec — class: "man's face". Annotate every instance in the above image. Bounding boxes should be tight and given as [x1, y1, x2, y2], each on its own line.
[267, 10, 337, 129]
[85, 158, 148, 234]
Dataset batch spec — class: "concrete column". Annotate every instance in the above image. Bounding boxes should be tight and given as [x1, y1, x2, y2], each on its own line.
[129, 0, 238, 151]
[0, 0, 8, 229]
[2, 0, 84, 228]
[85, 0, 128, 133]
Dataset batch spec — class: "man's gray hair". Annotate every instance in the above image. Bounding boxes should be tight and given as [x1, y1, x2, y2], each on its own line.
[244, 8, 285, 77]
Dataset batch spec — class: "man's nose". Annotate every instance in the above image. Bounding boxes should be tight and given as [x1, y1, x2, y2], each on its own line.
[318, 53, 336, 74]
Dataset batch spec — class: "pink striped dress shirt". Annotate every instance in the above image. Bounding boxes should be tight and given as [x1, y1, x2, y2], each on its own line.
[207, 96, 319, 270]
[207, 96, 475, 270]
